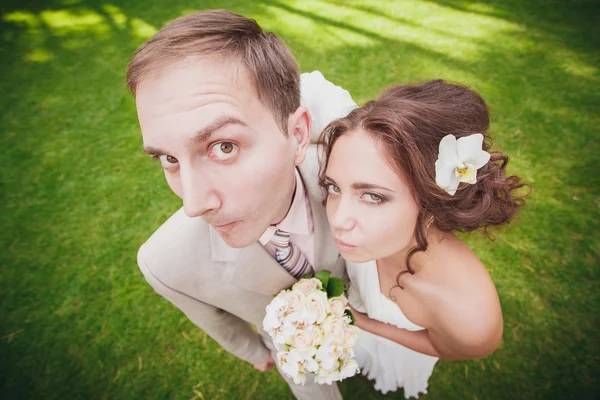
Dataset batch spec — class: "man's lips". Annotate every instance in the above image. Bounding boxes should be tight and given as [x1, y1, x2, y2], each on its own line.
[212, 221, 240, 232]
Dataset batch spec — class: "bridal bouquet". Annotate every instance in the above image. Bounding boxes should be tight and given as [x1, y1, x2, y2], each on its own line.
[262, 271, 360, 385]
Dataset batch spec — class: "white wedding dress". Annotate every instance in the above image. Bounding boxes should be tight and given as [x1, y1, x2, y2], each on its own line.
[347, 260, 439, 398]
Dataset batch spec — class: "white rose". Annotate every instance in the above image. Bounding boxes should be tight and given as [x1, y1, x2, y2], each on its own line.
[282, 289, 307, 314]
[306, 290, 330, 324]
[291, 325, 323, 351]
[342, 325, 360, 349]
[320, 315, 345, 343]
[292, 278, 322, 294]
[329, 295, 348, 317]
[291, 329, 311, 351]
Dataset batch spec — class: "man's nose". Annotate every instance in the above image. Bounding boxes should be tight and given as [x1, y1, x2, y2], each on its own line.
[180, 168, 221, 218]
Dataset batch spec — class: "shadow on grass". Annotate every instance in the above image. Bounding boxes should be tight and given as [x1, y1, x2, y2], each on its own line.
[427, 0, 600, 56]
[1, 0, 598, 399]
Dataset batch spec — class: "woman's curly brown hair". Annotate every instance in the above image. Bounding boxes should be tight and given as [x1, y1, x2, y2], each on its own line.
[318, 80, 529, 282]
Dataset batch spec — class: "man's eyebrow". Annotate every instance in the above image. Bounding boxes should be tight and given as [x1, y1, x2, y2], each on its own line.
[189, 117, 249, 146]
[142, 117, 248, 156]
[143, 146, 165, 155]
[324, 175, 395, 193]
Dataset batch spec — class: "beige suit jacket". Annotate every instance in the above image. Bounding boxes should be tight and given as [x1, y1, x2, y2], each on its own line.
[137, 145, 346, 365]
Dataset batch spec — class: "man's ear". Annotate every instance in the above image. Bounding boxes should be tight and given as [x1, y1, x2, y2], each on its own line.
[287, 106, 311, 166]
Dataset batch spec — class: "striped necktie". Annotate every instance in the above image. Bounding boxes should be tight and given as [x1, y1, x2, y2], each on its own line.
[269, 229, 314, 279]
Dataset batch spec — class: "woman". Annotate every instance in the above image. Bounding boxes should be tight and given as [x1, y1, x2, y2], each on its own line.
[318, 80, 528, 397]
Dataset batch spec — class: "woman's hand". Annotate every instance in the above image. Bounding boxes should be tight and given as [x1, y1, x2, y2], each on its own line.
[348, 305, 370, 329]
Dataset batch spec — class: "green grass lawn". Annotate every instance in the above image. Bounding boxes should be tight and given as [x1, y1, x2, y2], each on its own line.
[1, 0, 598, 399]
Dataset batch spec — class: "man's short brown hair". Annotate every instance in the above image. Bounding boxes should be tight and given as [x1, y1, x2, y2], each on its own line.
[127, 10, 300, 133]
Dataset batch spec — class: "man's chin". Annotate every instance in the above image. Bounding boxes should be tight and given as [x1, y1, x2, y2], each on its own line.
[213, 222, 261, 249]
[221, 236, 253, 249]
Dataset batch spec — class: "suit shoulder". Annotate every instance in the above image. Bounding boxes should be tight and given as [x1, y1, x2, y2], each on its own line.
[137, 208, 211, 276]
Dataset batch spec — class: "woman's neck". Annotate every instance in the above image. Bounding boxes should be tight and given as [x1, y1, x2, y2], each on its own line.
[378, 227, 444, 273]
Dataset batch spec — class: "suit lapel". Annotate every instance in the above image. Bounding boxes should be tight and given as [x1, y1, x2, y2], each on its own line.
[229, 242, 297, 296]
[310, 197, 340, 273]
[299, 145, 340, 273]
[210, 226, 296, 295]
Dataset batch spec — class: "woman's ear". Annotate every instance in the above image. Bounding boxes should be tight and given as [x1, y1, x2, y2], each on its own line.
[287, 106, 312, 166]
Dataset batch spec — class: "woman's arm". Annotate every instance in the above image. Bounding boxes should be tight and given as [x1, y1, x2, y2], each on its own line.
[350, 306, 441, 357]
[350, 301, 502, 360]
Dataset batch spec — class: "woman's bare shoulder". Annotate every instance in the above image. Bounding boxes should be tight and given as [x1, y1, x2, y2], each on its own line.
[417, 232, 497, 294]
[410, 233, 502, 333]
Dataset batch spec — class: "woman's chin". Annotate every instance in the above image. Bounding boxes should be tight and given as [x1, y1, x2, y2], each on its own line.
[339, 250, 373, 264]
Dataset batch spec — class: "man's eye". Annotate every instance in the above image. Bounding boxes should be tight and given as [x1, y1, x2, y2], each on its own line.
[327, 184, 341, 194]
[211, 142, 238, 160]
[157, 154, 179, 168]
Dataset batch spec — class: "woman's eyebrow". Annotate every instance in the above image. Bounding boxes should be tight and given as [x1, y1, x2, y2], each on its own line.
[324, 176, 395, 193]
[351, 182, 395, 192]
[324, 175, 338, 185]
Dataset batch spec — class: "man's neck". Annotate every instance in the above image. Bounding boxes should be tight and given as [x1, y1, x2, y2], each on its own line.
[271, 169, 298, 226]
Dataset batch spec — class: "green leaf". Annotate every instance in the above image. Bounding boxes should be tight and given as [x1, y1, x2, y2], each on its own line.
[327, 277, 345, 298]
[344, 309, 356, 325]
[301, 273, 312, 280]
[314, 270, 331, 289]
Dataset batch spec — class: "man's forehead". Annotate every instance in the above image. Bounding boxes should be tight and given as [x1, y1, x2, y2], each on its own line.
[135, 58, 282, 143]
[138, 57, 256, 101]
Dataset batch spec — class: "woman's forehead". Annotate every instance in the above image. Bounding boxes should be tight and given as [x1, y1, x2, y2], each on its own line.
[328, 130, 404, 187]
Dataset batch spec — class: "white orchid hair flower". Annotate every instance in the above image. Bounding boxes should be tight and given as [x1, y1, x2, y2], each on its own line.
[435, 133, 491, 196]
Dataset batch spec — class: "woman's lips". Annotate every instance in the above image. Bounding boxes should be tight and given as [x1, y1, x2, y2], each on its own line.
[334, 238, 357, 250]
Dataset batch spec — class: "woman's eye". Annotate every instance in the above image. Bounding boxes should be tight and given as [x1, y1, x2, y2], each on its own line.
[327, 184, 341, 195]
[158, 154, 179, 168]
[211, 142, 238, 160]
[362, 192, 384, 203]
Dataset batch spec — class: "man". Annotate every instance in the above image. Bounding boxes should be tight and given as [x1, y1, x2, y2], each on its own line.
[127, 9, 356, 400]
